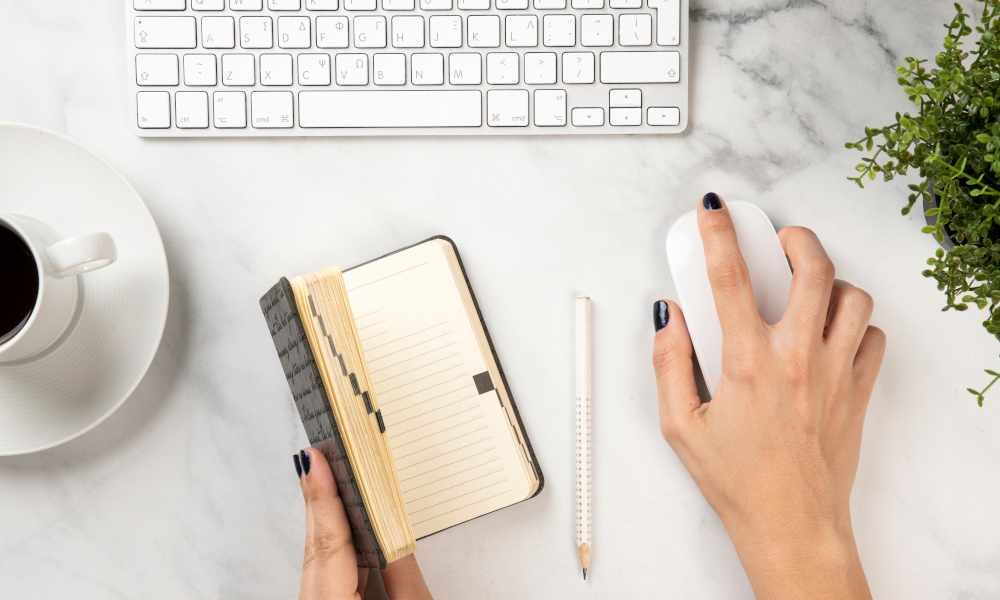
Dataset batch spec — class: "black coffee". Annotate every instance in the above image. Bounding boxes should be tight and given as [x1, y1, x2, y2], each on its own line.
[0, 225, 39, 343]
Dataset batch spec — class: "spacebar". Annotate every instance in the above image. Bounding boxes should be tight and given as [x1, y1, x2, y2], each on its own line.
[299, 91, 482, 128]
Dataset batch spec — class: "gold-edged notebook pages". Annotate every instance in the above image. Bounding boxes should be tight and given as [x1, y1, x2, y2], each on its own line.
[290, 269, 416, 563]
[289, 238, 540, 551]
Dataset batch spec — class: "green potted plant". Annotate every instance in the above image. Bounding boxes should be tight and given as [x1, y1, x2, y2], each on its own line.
[847, 0, 1000, 406]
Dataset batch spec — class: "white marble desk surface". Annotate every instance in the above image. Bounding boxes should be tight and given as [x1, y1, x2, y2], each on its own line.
[2, 1, 999, 598]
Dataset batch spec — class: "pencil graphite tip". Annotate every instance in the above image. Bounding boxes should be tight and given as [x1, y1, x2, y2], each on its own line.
[582, 568, 587, 580]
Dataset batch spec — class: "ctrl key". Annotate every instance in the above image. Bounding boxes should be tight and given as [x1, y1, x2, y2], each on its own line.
[213, 91, 247, 128]
[137, 91, 171, 129]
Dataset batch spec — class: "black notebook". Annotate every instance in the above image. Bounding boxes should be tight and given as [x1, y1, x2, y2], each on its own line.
[260, 237, 543, 569]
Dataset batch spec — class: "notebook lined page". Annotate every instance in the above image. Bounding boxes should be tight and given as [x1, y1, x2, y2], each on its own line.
[343, 241, 530, 539]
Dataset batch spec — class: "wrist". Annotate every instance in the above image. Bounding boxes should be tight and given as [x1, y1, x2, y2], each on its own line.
[722, 507, 871, 600]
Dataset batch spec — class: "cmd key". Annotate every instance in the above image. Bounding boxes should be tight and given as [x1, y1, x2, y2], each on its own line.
[135, 17, 197, 48]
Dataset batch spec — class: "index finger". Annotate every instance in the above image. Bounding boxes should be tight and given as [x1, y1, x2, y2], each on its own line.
[697, 193, 763, 338]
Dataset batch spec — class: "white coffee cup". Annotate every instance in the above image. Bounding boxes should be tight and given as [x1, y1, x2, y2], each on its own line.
[0, 214, 118, 362]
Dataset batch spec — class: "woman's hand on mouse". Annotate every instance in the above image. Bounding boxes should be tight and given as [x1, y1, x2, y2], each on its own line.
[652, 194, 885, 600]
[295, 448, 434, 600]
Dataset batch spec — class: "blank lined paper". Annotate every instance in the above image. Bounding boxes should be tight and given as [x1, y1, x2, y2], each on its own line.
[343, 241, 530, 538]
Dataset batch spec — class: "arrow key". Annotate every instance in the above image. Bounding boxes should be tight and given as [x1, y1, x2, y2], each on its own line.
[610, 88, 641, 108]
[610, 107, 641, 126]
[136, 54, 179, 86]
[571, 107, 604, 126]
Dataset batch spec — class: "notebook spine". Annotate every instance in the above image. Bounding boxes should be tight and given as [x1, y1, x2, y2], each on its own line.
[260, 278, 387, 570]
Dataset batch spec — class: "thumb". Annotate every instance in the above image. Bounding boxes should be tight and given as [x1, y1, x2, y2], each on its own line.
[381, 554, 434, 600]
[299, 447, 362, 600]
[652, 300, 702, 445]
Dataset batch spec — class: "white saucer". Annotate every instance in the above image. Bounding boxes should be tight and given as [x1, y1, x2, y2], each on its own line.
[0, 123, 169, 455]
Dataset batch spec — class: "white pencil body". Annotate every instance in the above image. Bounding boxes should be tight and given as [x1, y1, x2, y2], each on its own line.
[575, 297, 592, 578]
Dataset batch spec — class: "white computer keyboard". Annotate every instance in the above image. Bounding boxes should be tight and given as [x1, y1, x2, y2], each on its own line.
[126, 0, 687, 137]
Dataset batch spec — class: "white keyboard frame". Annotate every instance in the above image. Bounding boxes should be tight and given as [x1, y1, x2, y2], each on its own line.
[126, 0, 688, 137]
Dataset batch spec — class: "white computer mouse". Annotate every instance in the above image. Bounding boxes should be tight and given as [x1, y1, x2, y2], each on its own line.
[665, 201, 792, 396]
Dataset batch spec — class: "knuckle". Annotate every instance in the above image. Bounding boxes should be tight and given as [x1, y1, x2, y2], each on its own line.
[800, 256, 836, 287]
[659, 414, 680, 442]
[712, 259, 750, 292]
[312, 528, 345, 561]
[703, 214, 736, 238]
[843, 288, 875, 318]
[652, 340, 687, 380]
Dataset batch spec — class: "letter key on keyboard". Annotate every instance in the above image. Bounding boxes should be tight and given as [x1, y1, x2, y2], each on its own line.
[127, 0, 688, 135]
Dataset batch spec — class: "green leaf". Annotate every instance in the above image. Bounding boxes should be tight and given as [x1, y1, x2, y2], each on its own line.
[922, 225, 937, 233]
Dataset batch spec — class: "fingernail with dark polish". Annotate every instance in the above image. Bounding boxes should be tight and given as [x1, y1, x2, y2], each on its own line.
[703, 192, 722, 211]
[293, 453, 303, 479]
[299, 450, 312, 476]
[654, 300, 670, 332]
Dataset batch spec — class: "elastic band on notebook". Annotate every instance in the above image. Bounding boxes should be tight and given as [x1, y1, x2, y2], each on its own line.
[375, 410, 386, 433]
[308, 295, 318, 317]
[338, 355, 347, 375]
[349, 373, 361, 395]
[317, 314, 328, 336]
[362, 391, 373, 413]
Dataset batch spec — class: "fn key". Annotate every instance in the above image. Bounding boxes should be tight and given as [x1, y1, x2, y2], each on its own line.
[251, 91, 294, 128]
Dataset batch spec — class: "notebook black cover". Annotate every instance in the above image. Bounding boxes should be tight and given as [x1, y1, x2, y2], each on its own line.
[260, 278, 387, 570]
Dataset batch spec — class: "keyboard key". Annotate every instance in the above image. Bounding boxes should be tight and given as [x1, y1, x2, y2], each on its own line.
[230, 0, 263, 9]
[458, 0, 490, 8]
[299, 90, 482, 127]
[260, 53, 293, 85]
[240, 17, 273, 48]
[419, 0, 453, 9]
[496, 0, 529, 9]
[136, 54, 179, 86]
[533, 0, 565, 7]
[135, 0, 186, 10]
[192, 0, 226, 8]
[505, 15, 538, 47]
[524, 52, 555, 83]
[430, 16, 462, 47]
[609, 88, 640, 107]
[317, 16, 350, 47]
[136, 91, 171, 128]
[650, 0, 679, 46]
[411, 53, 444, 84]
[533, 89, 566, 126]
[175, 91, 210, 128]
[222, 53, 255, 85]
[542, 15, 574, 47]
[392, 16, 425, 48]
[486, 52, 518, 84]
[384, 0, 415, 9]
[184, 54, 218, 85]
[345, 0, 378, 9]
[608, 0, 638, 6]
[374, 53, 407, 84]
[571, 106, 603, 126]
[487, 89, 528, 126]
[610, 106, 640, 125]
[355, 16, 387, 47]
[619, 14, 651, 46]
[202, 16, 235, 48]
[449, 53, 482, 84]
[278, 16, 311, 48]
[336, 53, 369, 84]
[299, 53, 332, 84]
[467, 16, 500, 47]
[571, 0, 602, 7]
[561, 52, 594, 83]
[647, 106, 679, 125]
[213, 91, 247, 127]
[580, 14, 612, 46]
[599, 50, 678, 83]
[268, 0, 301, 8]
[251, 91, 294, 127]
[135, 17, 196, 48]
[305, 0, 339, 8]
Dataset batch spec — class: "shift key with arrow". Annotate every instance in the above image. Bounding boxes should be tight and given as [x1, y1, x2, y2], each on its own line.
[135, 54, 179, 86]
[135, 17, 196, 49]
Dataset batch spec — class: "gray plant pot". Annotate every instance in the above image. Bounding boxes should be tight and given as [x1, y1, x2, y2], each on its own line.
[923, 186, 957, 251]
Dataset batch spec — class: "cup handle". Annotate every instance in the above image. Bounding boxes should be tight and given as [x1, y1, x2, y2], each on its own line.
[45, 232, 118, 278]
